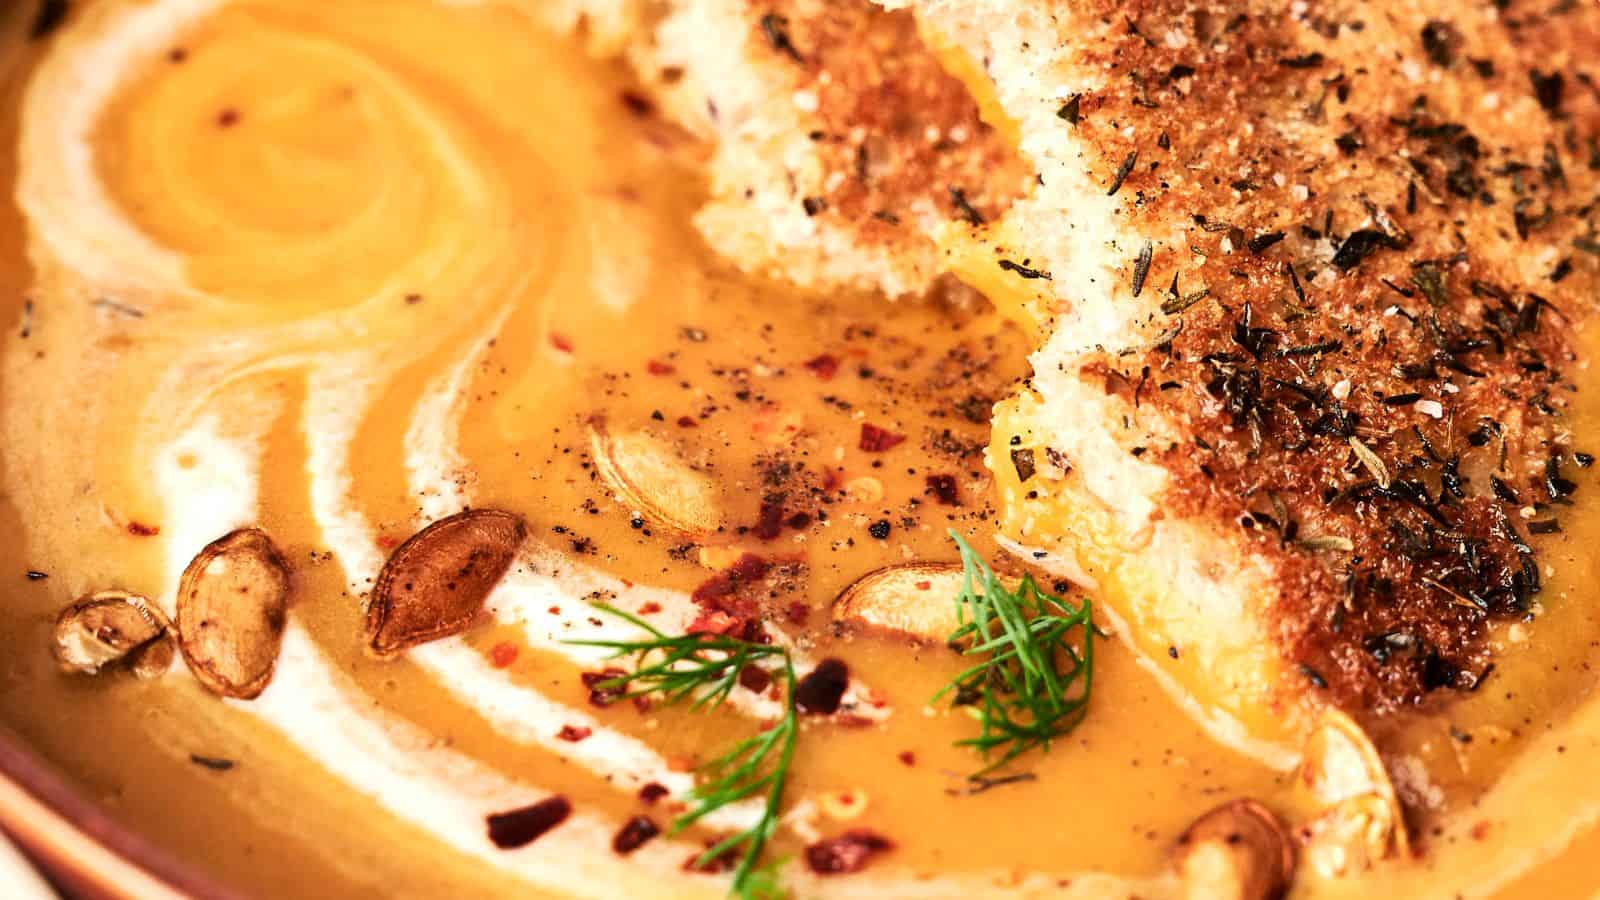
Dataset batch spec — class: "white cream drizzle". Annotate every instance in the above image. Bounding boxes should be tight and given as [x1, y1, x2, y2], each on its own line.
[11, 2, 1116, 897]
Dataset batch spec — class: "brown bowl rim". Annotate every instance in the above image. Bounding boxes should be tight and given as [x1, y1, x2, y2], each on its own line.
[0, 724, 243, 900]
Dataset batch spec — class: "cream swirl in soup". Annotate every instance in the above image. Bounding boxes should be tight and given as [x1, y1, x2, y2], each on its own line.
[5, 2, 1600, 899]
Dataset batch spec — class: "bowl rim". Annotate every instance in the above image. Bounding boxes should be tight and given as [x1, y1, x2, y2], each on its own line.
[0, 724, 242, 900]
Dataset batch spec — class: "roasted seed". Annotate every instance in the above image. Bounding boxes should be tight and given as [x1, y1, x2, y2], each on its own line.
[366, 510, 526, 657]
[52, 590, 173, 678]
[175, 529, 291, 699]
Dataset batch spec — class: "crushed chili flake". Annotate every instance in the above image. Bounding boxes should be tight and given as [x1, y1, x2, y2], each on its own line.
[858, 423, 906, 452]
[612, 816, 660, 854]
[804, 830, 894, 875]
[126, 522, 160, 537]
[897, 751, 916, 766]
[637, 601, 662, 615]
[490, 642, 520, 668]
[752, 500, 786, 540]
[556, 724, 592, 742]
[582, 668, 627, 707]
[685, 609, 746, 637]
[683, 844, 737, 873]
[486, 796, 571, 849]
[914, 580, 932, 590]
[691, 553, 772, 606]
[675, 415, 697, 428]
[619, 91, 654, 117]
[925, 474, 960, 506]
[638, 782, 669, 805]
[795, 658, 850, 715]
[738, 664, 773, 694]
[549, 332, 574, 353]
[646, 359, 676, 376]
[785, 601, 810, 624]
[804, 354, 841, 379]
[216, 108, 239, 128]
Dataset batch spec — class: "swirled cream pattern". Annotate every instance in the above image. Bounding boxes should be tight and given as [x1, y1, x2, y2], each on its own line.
[15, 2, 1600, 899]
[2, 2, 922, 896]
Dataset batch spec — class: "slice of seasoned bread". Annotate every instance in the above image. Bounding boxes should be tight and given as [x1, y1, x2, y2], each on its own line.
[548, 0, 1029, 297]
[897, 0, 1600, 760]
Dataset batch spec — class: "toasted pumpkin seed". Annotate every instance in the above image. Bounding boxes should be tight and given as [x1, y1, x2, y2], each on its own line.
[1294, 709, 1410, 877]
[833, 562, 1006, 642]
[589, 426, 722, 537]
[175, 528, 291, 699]
[833, 562, 964, 641]
[366, 509, 526, 657]
[52, 590, 173, 678]
[1172, 798, 1295, 900]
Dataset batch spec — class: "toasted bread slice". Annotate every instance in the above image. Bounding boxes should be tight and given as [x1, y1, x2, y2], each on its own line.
[550, 0, 1028, 297]
[899, 0, 1600, 760]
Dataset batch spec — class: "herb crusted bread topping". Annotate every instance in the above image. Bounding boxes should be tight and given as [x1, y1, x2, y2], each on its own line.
[916, 0, 1600, 728]
[555, 0, 1029, 298]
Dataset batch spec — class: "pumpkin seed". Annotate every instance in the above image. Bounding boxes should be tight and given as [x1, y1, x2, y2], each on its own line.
[1172, 798, 1296, 900]
[176, 528, 291, 699]
[1294, 709, 1410, 876]
[832, 562, 967, 641]
[589, 426, 722, 537]
[366, 509, 526, 657]
[52, 590, 173, 678]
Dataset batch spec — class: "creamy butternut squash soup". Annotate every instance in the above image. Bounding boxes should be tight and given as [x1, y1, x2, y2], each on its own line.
[1, 1, 1599, 899]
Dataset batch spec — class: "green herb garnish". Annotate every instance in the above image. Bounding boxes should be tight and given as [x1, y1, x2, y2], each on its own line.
[569, 605, 797, 899]
[934, 531, 1095, 775]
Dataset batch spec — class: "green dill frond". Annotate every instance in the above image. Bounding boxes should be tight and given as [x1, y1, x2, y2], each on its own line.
[569, 605, 798, 899]
[935, 530, 1095, 775]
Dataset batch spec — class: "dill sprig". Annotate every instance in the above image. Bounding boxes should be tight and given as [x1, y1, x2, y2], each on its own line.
[569, 605, 796, 899]
[934, 531, 1095, 775]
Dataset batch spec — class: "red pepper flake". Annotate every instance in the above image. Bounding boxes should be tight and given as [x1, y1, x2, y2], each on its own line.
[686, 609, 744, 636]
[821, 469, 841, 491]
[915, 581, 932, 590]
[925, 474, 960, 506]
[167, 47, 188, 63]
[859, 423, 906, 452]
[486, 796, 571, 849]
[738, 664, 773, 694]
[691, 553, 772, 604]
[377, 533, 401, 550]
[549, 332, 574, 353]
[126, 522, 160, 537]
[490, 642, 520, 668]
[784, 511, 813, 529]
[619, 91, 655, 117]
[582, 668, 627, 707]
[804, 830, 894, 875]
[216, 108, 239, 128]
[638, 782, 669, 805]
[683, 844, 737, 873]
[803, 354, 841, 379]
[556, 724, 592, 742]
[547, 605, 561, 615]
[646, 359, 676, 376]
[612, 815, 661, 854]
[785, 601, 810, 625]
[897, 751, 916, 767]
[676, 415, 698, 428]
[795, 658, 850, 715]
[1470, 820, 1492, 841]
[637, 601, 662, 615]
[752, 500, 786, 541]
